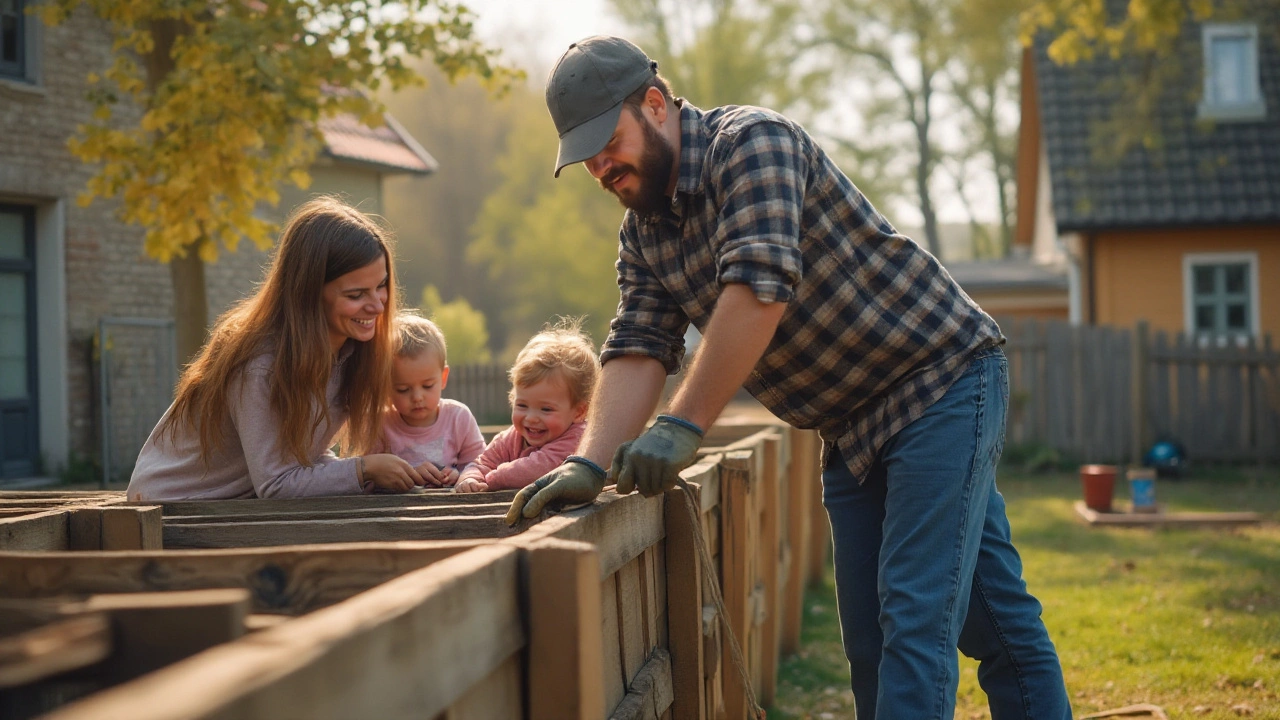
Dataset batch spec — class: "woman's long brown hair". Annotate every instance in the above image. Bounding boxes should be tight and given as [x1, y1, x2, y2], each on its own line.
[161, 197, 398, 466]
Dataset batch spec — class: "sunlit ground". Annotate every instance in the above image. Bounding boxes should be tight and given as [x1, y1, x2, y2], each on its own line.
[769, 466, 1280, 720]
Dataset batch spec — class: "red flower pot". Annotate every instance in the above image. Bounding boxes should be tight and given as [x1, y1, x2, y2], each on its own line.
[1080, 464, 1117, 513]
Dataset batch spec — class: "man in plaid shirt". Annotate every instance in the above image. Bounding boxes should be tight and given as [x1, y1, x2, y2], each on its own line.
[507, 36, 1071, 718]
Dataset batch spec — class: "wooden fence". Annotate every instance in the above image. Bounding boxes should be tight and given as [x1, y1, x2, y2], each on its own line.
[1001, 317, 1280, 464]
[0, 419, 831, 720]
[445, 364, 514, 424]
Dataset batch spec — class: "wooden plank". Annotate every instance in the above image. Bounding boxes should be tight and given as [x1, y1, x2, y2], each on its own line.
[101, 507, 163, 550]
[162, 514, 513, 549]
[42, 545, 526, 720]
[664, 483, 705, 720]
[783, 428, 814, 657]
[1073, 501, 1261, 528]
[82, 589, 250, 683]
[807, 447, 830, 588]
[719, 450, 753, 720]
[0, 614, 111, 688]
[526, 539, 605, 720]
[601, 572, 626, 713]
[758, 434, 783, 707]
[639, 546, 660, 655]
[617, 557, 647, 685]
[68, 508, 103, 550]
[508, 489, 664, 579]
[443, 652, 523, 720]
[163, 502, 513, 524]
[151, 489, 520, 517]
[0, 541, 479, 614]
[0, 510, 68, 551]
[609, 649, 675, 720]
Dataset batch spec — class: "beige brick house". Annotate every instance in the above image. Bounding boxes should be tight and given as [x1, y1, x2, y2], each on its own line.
[0, 5, 435, 482]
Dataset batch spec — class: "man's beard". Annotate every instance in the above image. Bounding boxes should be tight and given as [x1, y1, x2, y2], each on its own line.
[599, 115, 675, 215]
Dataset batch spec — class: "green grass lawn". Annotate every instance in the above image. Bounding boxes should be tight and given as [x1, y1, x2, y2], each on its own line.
[770, 465, 1280, 720]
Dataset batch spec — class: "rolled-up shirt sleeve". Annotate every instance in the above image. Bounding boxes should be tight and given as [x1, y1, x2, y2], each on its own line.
[229, 366, 362, 498]
[710, 121, 805, 304]
[601, 223, 690, 374]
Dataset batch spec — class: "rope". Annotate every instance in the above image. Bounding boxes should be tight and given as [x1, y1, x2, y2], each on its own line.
[675, 477, 767, 720]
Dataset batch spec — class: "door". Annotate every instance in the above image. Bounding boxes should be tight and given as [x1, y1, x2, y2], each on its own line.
[0, 205, 37, 478]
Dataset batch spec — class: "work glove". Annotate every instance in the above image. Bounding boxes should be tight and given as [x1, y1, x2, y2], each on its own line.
[612, 415, 704, 497]
[505, 456, 606, 526]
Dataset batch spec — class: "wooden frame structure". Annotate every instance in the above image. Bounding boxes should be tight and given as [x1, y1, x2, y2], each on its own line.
[0, 420, 831, 719]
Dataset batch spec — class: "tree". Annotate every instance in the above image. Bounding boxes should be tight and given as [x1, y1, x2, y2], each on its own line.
[420, 285, 492, 365]
[818, 0, 955, 259]
[946, 0, 1025, 257]
[40, 0, 516, 364]
[467, 90, 623, 357]
[382, 63, 519, 313]
[608, 0, 828, 114]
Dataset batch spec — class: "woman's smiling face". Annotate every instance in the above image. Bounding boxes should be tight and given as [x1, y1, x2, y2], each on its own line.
[321, 256, 388, 353]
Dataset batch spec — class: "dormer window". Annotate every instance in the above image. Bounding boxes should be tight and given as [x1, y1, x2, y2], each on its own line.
[1199, 23, 1266, 121]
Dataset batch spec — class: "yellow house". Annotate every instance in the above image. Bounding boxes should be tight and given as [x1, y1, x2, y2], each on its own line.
[1016, 5, 1280, 339]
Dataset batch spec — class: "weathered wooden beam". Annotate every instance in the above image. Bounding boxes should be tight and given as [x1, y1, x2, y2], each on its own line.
[150, 489, 519, 517]
[525, 539, 605, 720]
[162, 502, 512, 525]
[782, 428, 816, 656]
[719, 449, 755, 720]
[162, 514, 514, 549]
[82, 589, 250, 683]
[68, 507, 163, 551]
[609, 649, 674, 720]
[664, 483, 706, 720]
[509, 490, 664, 580]
[757, 433, 783, 707]
[0, 511, 68, 551]
[0, 541, 479, 614]
[0, 614, 111, 688]
[40, 545, 525, 720]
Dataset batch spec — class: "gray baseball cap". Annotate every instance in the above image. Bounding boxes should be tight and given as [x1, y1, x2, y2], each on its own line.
[546, 36, 657, 177]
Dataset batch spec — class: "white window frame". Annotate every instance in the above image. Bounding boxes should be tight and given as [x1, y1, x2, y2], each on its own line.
[1182, 251, 1261, 341]
[1198, 23, 1266, 122]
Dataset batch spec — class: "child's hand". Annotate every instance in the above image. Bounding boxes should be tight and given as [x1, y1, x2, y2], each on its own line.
[361, 454, 425, 493]
[415, 462, 458, 487]
[455, 477, 489, 493]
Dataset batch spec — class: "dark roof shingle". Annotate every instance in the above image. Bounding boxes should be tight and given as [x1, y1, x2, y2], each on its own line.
[1034, 4, 1280, 230]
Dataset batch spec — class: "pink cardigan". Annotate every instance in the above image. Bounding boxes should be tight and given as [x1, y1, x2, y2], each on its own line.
[459, 421, 586, 490]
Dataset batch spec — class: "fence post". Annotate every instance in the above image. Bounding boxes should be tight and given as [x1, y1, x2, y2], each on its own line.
[1130, 321, 1149, 465]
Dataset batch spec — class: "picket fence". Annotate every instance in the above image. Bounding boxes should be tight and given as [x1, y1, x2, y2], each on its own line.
[1000, 317, 1280, 464]
[0, 418, 830, 720]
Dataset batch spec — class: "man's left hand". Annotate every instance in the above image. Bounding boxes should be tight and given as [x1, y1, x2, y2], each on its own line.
[611, 415, 704, 497]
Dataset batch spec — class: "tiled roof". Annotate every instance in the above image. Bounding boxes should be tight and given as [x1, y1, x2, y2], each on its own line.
[319, 112, 438, 175]
[1033, 4, 1280, 230]
[945, 256, 1068, 292]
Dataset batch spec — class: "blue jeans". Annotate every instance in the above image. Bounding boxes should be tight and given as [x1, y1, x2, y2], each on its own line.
[821, 349, 1070, 719]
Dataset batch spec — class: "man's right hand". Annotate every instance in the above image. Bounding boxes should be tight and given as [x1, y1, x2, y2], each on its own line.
[505, 459, 606, 526]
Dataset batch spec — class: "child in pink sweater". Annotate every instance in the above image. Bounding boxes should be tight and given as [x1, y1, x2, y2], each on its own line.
[455, 321, 599, 492]
[375, 313, 485, 487]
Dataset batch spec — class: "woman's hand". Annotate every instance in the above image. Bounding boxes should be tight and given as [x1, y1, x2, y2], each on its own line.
[361, 454, 425, 492]
[455, 477, 489, 493]
[416, 463, 460, 487]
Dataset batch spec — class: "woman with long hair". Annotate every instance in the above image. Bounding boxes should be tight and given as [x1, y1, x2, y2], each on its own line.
[127, 197, 425, 501]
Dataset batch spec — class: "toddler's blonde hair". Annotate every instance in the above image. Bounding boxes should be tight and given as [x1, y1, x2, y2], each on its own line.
[395, 312, 447, 366]
[509, 318, 599, 408]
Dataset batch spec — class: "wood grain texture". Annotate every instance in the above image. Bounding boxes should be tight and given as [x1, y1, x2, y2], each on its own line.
[0, 614, 111, 688]
[162, 514, 513, 549]
[663, 485, 705, 720]
[509, 490, 664, 580]
[41, 545, 525, 720]
[163, 503, 512, 524]
[0, 511, 68, 551]
[151, 490, 519, 517]
[609, 649, 675, 720]
[0, 541, 479, 613]
[525, 539, 604, 720]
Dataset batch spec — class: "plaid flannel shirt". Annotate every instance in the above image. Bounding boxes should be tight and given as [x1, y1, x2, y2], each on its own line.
[600, 101, 1003, 481]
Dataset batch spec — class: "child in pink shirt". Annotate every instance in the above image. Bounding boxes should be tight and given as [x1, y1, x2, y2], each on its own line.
[375, 313, 485, 487]
[455, 321, 599, 492]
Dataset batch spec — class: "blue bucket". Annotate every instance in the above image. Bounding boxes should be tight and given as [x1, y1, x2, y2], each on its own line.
[1127, 468, 1157, 513]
